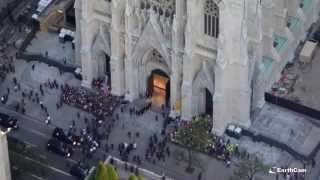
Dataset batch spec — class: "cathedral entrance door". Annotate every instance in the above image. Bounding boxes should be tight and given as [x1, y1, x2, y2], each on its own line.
[205, 88, 213, 116]
[147, 69, 170, 107]
[105, 54, 111, 86]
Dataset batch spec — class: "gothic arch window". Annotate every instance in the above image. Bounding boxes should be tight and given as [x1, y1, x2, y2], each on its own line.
[204, 0, 219, 38]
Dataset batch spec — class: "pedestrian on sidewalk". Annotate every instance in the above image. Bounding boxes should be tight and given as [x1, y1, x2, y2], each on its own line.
[45, 115, 51, 125]
[40, 88, 44, 96]
[312, 159, 316, 168]
[40, 101, 44, 109]
[13, 77, 17, 85]
[31, 64, 35, 71]
[198, 172, 202, 180]
[15, 103, 19, 112]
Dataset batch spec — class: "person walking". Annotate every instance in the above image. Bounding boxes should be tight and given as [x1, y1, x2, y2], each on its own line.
[198, 172, 202, 180]
[45, 115, 51, 125]
[40, 101, 44, 109]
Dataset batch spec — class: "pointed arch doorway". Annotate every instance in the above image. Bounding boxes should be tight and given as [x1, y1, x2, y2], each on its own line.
[147, 69, 170, 107]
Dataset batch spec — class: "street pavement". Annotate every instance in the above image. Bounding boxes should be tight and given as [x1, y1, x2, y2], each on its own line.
[0, 106, 78, 180]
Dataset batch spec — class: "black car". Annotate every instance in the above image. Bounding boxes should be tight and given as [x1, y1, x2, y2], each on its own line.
[52, 127, 82, 146]
[46, 138, 73, 157]
[70, 164, 89, 179]
[0, 113, 18, 129]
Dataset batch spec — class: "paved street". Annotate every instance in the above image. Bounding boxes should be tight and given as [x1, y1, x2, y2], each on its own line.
[1, 106, 78, 180]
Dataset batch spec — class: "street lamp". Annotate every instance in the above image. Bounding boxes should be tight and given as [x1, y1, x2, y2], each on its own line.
[0, 128, 12, 180]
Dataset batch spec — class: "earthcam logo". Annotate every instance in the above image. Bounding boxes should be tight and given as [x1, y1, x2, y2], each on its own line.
[269, 167, 307, 174]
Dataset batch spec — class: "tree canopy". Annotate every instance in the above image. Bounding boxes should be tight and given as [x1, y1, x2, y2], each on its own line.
[93, 162, 119, 180]
[106, 164, 119, 180]
[137, 175, 144, 180]
[175, 116, 211, 151]
[128, 174, 138, 180]
[95, 162, 108, 180]
[175, 116, 212, 172]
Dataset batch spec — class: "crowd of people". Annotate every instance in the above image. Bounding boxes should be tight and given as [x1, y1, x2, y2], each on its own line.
[129, 100, 152, 116]
[0, 55, 15, 82]
[62, 84, 120, 119]
[145, 133, 170, 165]
[92, 77, 106, 89]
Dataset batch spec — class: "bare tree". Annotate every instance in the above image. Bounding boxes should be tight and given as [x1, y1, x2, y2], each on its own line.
[175, 116, 211, 173]
[230, 157, 269, 180]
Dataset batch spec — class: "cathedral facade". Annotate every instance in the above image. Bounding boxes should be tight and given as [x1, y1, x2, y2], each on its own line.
[75, 0, 319, 135]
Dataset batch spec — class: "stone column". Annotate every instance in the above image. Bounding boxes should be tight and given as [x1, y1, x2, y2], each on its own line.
[79, 0, 95, 88]
[170, 0, 185, 117]
[181, 80, 193, 120]
[212, 0, 251, 136]
[74, 0, 82, 66]
[80, 46, 94, 88]
[111, 2, 125, 96]
[251, 1, 265, 110]
[0, 131, 11, 180]
[110, 57, 125, 96]
[170, 51, 183, 117]
[125, 0, 139, 101]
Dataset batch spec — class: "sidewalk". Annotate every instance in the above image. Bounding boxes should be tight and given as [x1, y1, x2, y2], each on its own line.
[0, 60, 93, 130]
[26, 31, 75, 65]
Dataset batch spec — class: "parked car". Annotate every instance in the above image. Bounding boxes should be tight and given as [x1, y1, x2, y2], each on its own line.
[226, 124, 242, 139]
[70, 164, 89, 179]
[0, 113, 18, 129]
[46, 138, 73, 157]
[52, 127, 82, 146]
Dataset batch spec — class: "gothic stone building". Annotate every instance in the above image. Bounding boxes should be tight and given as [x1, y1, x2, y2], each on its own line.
[75, 0, 319, 135]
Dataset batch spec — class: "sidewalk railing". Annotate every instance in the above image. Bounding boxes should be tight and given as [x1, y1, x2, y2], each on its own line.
[265, 92, 320, 121]
[16, 20, 82, 80]
[16, 52, 82, 80]
[240, 127, 320, 163]
[18, 23, 39, 53]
